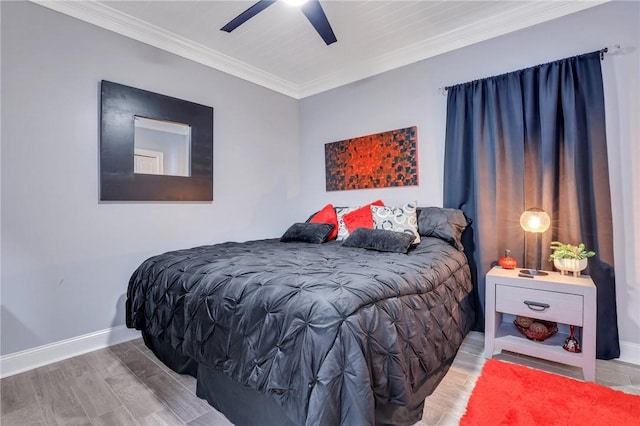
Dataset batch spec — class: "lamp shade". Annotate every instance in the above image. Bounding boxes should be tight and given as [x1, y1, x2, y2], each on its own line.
[520, 208, 550, 233]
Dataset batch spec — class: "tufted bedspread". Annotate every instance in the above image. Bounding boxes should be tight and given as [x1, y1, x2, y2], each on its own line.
[126, 237, 473, 425]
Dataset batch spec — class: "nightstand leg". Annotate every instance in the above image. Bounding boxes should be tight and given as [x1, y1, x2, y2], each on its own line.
[484, 284, 499, 359]
[583, 366, 596, 382]
[484, 313, 501, 358]
[484, 341, 495, 359]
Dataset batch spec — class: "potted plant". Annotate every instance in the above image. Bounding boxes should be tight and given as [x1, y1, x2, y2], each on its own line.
[548, 241, 595, 276]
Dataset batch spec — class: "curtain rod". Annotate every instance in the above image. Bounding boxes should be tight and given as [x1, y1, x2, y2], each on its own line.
[438, 45, 620, 96]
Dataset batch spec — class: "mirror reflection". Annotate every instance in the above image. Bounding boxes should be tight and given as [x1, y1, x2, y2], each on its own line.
[134, 116, 191, 177]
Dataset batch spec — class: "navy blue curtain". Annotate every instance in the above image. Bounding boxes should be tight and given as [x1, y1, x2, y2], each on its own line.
[443, 51, 620, 359]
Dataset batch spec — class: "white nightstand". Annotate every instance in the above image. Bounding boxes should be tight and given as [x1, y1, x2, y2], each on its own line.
[484, 267, 597, 381]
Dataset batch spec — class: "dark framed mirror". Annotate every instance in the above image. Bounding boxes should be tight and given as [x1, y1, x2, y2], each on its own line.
[100, 80, 213, 201]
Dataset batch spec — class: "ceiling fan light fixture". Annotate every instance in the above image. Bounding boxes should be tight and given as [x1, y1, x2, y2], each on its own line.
[282, 0, 309, 7]
[222, 0, 336, 46]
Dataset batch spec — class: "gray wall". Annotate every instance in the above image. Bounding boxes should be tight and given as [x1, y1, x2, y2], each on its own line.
[1, 2, 299, 355]
[299, 2, 640, 351]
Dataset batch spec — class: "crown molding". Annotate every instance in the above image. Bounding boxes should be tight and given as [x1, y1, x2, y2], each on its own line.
[296, 0, 610, 98]
[31, 0, 300, 98]
[32, 0, 608, 100]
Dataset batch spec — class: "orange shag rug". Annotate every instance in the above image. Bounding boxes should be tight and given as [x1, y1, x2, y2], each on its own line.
[460, 359, 640, 426]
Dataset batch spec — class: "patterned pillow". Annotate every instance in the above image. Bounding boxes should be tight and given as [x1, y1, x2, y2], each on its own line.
[371, 201, 421, 244]
[335, 200, 384, 241]
[335, 207, 357, 241]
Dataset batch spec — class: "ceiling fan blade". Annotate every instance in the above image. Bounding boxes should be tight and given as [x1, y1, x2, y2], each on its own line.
[300, 0, 337, 45]
[221, 0, 277, 33]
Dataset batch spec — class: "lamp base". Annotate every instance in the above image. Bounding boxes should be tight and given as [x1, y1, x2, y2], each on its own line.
[519, 269, 549, 277]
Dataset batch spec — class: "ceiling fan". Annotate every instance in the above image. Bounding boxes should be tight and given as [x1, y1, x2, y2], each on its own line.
[221, 0, 337, 46]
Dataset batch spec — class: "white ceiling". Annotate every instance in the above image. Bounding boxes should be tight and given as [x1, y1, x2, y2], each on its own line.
[34, 0, 608, 99]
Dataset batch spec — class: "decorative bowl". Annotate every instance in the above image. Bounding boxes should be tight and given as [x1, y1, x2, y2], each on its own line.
[514, 318, 558, 341]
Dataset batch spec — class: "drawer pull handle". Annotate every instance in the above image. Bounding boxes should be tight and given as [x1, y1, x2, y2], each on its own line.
[524, 300, 550, 312]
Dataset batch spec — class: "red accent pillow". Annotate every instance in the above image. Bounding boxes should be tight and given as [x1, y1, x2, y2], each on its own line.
[343, 200, 384, 233]
[309, 204, 338, 240]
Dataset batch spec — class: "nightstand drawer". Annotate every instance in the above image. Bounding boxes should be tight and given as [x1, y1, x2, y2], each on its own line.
[495, 284, 583, 325]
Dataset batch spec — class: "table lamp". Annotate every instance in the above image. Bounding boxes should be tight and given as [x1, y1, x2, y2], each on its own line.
[520, 208, 550, 276]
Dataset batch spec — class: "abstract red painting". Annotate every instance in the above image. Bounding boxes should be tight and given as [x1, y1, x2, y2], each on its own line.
[325, 126, 418, 191]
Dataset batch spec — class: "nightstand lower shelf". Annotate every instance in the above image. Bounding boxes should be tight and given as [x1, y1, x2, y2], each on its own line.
[493, 322, 585, 368]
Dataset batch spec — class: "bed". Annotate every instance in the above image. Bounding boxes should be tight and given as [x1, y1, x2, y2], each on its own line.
[126, 206, 474, 426]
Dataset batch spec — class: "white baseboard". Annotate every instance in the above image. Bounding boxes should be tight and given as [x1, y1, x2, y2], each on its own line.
[0, 325, 141, 379]
[619, 340, 640, 365]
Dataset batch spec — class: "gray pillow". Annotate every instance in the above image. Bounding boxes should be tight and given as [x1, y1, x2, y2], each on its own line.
[342, 228, 415, 254]
[281, 223, 335, 244]
[416, 207, 468, 250]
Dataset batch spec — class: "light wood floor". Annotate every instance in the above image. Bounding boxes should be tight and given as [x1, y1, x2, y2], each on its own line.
[1, 331, 638, 426]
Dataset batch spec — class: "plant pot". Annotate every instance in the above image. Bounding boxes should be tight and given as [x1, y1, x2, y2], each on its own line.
[553, 258, 588, 277]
